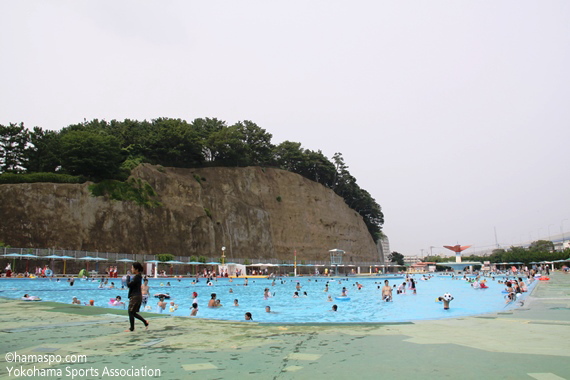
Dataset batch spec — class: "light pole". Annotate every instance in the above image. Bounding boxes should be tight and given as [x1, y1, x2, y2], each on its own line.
[548, 224, 554, 241]
[221, 246, 226, 265]
[562, 219, 568, 250]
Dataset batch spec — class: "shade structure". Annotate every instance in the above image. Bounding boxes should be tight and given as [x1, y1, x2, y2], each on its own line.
[205, 262, 221, 265]
[2, 253, 25, 258]
[2, 253, 24, 273]
[188, 261, 203, 265]
[117, 258, 135, 272]
[21, 253, 38, 272]
[77, 256, 106, 271]
[44, 255, 63, 259]
[165, 260, 185, 275]
[59, 255, 75, 274]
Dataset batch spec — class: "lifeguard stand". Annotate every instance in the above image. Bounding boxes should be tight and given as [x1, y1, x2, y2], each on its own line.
[329, 249, 345, 276]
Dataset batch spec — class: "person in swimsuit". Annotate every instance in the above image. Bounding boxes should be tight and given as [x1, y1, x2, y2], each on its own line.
[382, 280, 392, 301]
[141, 278, 149, 306]
[208, 293, 217, 307]
[125, 262, 149, 332]
[190, 303, 198, 316]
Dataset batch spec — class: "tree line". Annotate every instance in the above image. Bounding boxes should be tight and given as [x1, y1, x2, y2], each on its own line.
[0, 118, 384, 241]
[422, 240, 568, 266]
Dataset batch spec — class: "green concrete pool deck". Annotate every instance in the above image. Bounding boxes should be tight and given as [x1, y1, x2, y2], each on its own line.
[1, 273, 569, 379]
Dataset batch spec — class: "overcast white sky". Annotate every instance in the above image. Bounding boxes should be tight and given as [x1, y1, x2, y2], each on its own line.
[2, 1, 569, 256]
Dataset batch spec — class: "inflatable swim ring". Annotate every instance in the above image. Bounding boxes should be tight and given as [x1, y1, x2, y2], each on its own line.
[335, 296, 351, 301]
[21, 297, 41, 301]
[539, 277, 550, 281]
[154, 293, 170, 299]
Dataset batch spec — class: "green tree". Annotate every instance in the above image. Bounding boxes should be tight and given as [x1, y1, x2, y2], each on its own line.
[24, 127, 61, 173]
[144, 118, 203, 168]
[191, 117, 228, 162]
[59, 130, 125, 180]
[232, 120, 274, 166]
[273, 141, 305, 172]
[0, 122, 29, 173]
[388, 251, 405, 266]
[529, 240, 555, 252]
[156, 253, 174, 262]
[423, 255, 444, 262]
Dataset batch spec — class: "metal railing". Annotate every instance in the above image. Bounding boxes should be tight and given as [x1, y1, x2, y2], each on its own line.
[1, 247, 390, 275]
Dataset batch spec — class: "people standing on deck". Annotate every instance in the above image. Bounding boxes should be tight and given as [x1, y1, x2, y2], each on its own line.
[125, 262, 149, 332]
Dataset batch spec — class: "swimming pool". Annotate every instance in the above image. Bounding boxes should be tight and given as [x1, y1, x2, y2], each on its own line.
[0, 275, 535, 323]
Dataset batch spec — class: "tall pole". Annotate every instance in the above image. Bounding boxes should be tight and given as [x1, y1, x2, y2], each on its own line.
[548, 224, 554, 241]
[562, 219, 568, 250]
[294, 249, 297, 277]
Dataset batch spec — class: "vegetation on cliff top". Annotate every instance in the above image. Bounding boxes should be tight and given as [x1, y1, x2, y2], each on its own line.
[0, 118, 384, 241]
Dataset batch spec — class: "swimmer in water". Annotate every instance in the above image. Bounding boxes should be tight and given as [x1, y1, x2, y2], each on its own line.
[190, 303, 198, 316]
[141, 278, 149, 306]
[382, 280, 392, 301]
[208, 293, 217, 308]
[245, 312, 252, 321]
[234, 299, 239, 306]
[327, 295, 333, 302]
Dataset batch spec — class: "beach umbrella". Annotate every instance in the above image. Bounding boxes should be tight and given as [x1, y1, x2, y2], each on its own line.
[2, 253, 23, 257]
[186, 261, 202, 275]
[78, 256, 102, 271]
[117, 258, 135, 272]
[91, 256, 107, 272]
[21, 253, 38, 272]
[2, 252, 25, 273]
[165, 260, 184, 275]
[60, 255, 74, 274]
[43, 254, 63, 275]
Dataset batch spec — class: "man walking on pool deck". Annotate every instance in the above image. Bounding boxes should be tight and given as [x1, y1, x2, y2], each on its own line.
[125, 262, 149, 332]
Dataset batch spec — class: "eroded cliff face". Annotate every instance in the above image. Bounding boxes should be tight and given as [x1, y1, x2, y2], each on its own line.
[0, 165, 379, 262]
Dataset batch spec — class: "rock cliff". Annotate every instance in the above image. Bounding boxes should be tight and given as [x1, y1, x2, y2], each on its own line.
[0, 165, 380, 262]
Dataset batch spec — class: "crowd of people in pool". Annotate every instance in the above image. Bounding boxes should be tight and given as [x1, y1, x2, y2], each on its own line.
[12, 261, 558, 328]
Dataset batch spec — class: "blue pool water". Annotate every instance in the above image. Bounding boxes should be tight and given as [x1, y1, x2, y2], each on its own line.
[0, 275, 535, 323]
